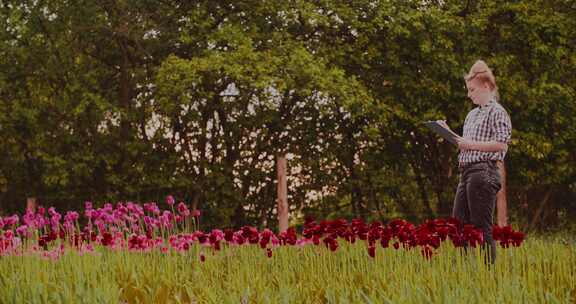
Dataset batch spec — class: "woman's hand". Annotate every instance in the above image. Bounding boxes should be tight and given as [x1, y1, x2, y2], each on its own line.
[436, 120, 450, 130]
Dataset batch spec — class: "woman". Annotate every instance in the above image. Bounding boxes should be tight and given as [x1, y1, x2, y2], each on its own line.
[440, 60, 512, 264]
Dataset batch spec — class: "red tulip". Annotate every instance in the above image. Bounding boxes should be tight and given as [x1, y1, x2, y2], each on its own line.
[224, 229, 234, 242]
[368, 246, 375, 258]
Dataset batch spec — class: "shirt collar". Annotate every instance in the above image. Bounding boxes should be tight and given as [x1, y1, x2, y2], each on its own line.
[479, 99, 496, 110]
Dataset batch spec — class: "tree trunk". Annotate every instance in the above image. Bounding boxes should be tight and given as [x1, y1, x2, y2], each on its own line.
[436, 153, 454, 217]
[276, 155, 288, 233]
[191, 191, 200, 211]
[527, 187, 553, 231]
[415, 173, 434, 218]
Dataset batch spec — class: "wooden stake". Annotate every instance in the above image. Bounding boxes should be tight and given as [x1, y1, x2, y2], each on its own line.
[26, 197, 37, 213]
[277, 155, 288, 233]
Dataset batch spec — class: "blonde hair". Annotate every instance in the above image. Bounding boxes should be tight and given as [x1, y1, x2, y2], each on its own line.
[464, 60, 499, 100]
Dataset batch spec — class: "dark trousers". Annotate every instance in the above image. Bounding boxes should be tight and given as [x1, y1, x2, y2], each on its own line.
[453, 160, 501, 264]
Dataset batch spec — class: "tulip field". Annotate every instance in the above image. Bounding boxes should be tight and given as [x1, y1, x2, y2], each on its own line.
[1, 199, 575, 303]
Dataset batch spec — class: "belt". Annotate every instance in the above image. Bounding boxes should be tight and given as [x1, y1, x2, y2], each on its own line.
[458, 160, 498, 172]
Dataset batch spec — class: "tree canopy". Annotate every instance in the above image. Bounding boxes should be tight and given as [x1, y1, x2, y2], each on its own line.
[1, 0, 574, 231]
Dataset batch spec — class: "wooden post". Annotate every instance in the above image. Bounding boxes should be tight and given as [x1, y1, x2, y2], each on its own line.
[496, 161, 507, 226]
[276, 155, 289, 233]
[26, 197, 37, 213]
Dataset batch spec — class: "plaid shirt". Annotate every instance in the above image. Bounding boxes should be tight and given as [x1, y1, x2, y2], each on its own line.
[458, 100, 512, 165]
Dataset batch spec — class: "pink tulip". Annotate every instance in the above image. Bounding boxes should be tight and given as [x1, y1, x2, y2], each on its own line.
[166, 195, 175, 206]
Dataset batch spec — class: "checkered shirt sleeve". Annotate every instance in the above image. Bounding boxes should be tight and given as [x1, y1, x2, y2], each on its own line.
[492, 108, 512, 143]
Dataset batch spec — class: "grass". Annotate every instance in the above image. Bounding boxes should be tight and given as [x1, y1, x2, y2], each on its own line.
[1, 237, 574, 303]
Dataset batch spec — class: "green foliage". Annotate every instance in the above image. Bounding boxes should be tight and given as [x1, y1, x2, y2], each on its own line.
[0, 0, 574, 229]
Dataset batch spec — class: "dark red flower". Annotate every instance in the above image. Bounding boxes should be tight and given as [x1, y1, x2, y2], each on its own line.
[196, 232, 208, 244]
[304, 216, 316, 227]
[48, 231, 57, 242]
[380, 237, 390, 248]
[235, 234, 246, 245]
[368, 246, 375, 258]
[312, 235, 320, 245]
[437, 227, 449, 241]
[511, 231, 525, 247]
[38, 237, 47, 248]
[224, 229, 234, 242]
[329, 241, 338, 252]
[446, 217, 461, 227]
[249, 236, 259, 244]
[73, 234, 81, 247]
[101, 232, 113, 246]
[323, 237, 338, 251]
[492, 225, 525, 247]
[279, 227, 297, 245]
[466, 226, 484, 247]
[449, 234, 465, 248]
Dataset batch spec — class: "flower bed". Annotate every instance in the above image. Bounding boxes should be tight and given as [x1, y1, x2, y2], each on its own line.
[1, 199, 524, 259]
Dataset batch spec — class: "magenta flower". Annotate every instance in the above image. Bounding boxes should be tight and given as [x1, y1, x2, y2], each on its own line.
[16, 225, 28, 235]
[3, 230, 14, 240]
[144, 202, 161, 215]
[4, 215, 19, 226]
[233, 232, 246, 245]
[64, 211, 79, 222]
[101, 203, 113, 213]
[22, 210, 36, 228]
[0, 203, 529, 260]
[166, 195, 175, 206]
[210, 229, 225, 242]
[177, 202, 190, 217]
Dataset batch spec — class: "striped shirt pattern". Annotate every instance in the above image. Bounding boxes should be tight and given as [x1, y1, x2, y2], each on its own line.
[458, 100, 512, 165]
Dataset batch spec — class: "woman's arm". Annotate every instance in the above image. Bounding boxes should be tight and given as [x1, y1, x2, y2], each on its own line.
[457, 106, 511, 152]
[456, 138, 507, 152]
